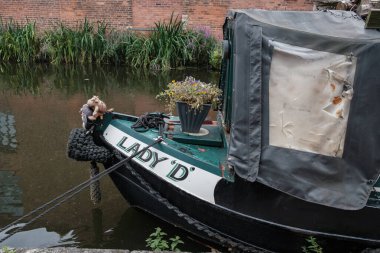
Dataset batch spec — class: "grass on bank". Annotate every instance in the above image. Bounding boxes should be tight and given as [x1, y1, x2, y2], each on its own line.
[0, 16, 222, 70]
[0, 19, 40, 63]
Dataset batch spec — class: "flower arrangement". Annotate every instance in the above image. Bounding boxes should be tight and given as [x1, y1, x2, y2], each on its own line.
[156, 76, 222, 113]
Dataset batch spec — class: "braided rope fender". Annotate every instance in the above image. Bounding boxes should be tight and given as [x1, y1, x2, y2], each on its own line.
[90, 161, 102, 204]
[67, 128, 113, 163]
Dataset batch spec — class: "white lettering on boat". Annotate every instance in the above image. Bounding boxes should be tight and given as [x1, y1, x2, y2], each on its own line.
[167, 163, 189, 181]
[118, 136, 171, 171]
[104, 125, 222, 204]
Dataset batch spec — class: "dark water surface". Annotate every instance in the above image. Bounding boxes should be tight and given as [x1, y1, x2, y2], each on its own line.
[0, 63, 220, 251]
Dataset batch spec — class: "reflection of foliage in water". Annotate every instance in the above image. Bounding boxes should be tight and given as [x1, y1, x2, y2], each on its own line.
[0, 63, 220, 98]
[50, 64, 173, 97]
[0, 63, 44, 95]
[0, 171, 23, 217]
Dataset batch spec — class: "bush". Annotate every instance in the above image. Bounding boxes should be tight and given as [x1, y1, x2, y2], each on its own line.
[209, 42, 222, 70]
[189, 26, 218, 67]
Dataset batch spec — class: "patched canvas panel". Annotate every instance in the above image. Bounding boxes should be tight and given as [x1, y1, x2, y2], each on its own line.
[269, 41, 357, 157]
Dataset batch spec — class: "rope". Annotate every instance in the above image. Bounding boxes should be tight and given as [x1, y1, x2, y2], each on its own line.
[67, 128, 113, 163]
[131, 112, 169, 132]
[0, 137, 163, 244]
[90, 161, 101, 205]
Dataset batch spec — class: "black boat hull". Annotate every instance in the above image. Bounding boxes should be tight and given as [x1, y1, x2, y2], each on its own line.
[106, 159, 380, 253]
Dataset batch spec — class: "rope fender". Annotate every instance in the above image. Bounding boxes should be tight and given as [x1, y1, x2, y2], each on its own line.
[67, 128, 113, 163]
[90, 161, 102, 205]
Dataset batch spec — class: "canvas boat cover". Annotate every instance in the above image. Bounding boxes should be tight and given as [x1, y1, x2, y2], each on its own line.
[225, 9, 380, 210]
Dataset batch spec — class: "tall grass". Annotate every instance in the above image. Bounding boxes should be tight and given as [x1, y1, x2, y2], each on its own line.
[123, 33, 154, 69]
[150, 14, 193, 70]
[0, 19, 40, 63]
[122, 14, 194, 70]
[43, 19, 118, 64]
[0, 16, 219, 69]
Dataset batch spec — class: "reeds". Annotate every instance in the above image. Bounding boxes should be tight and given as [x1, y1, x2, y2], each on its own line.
[0, 16, 219, 69]
[0, 19, 40, 63]
[150, 14, 192, 69]
[124, 14, 215, 70]
[43, 19, 118, 64]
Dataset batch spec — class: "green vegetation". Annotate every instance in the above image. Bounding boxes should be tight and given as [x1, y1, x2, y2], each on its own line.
[302, 236, 323, 253]
[209, 42, 222, 70]
[1, 246, 15, 253]
[0, 19, 40, 63]
[189, 26, 218, 68]
[43, 19, 117, 64]
[0, 16, 220, 70]
[146, 227, 184, 251]
[146, 14, 192, 70]
[157, 76, 222, 112]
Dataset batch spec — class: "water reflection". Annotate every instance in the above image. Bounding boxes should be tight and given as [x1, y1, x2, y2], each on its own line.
[0, 63, 219, 250]
[0, 112, 17, 151]
[0, 224, 78, 248]
[0, 64, 42, 95]
[0, 171, 23, 216]
[0, 63, 220, 98]
[83, 207, 210, 251]
[0, 207, 212, 251]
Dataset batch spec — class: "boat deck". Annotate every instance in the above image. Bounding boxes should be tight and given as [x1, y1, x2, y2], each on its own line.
[108, 116, 232, 181]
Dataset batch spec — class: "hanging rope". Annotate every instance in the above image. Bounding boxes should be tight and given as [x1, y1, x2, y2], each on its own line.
[90, 161, 101, 205]
[0, 136, 163, 244]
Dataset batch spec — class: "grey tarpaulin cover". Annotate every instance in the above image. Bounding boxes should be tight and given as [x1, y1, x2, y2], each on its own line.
[225, 9, 380, 210]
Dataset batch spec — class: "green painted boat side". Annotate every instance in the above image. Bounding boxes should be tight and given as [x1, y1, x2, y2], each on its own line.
[108, 118, 229, 179]
[171, 125, 223, 147]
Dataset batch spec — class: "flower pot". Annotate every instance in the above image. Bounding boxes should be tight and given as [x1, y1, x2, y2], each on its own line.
[176, 102, 211, 133]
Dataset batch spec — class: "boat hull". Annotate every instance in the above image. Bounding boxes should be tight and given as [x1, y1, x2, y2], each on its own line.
[105, 158, 380, 253]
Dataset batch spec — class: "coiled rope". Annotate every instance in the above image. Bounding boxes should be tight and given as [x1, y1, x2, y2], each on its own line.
[131, 112, 168, 132]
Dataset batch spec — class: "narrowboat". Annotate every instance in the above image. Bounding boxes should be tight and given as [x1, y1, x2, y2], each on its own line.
[68, 9, 380, 252]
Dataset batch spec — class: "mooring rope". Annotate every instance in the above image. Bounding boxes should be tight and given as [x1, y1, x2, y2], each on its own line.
[0, 137, 163, 244]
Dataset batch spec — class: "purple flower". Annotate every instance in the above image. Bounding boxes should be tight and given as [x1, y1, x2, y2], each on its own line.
[195, 25, 212, 39]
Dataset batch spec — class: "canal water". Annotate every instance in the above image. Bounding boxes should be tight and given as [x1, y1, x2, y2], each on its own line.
[0, 63, 220, 251]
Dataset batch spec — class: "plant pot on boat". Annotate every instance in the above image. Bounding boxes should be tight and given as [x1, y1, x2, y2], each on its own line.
[157, 76, 222, 133]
